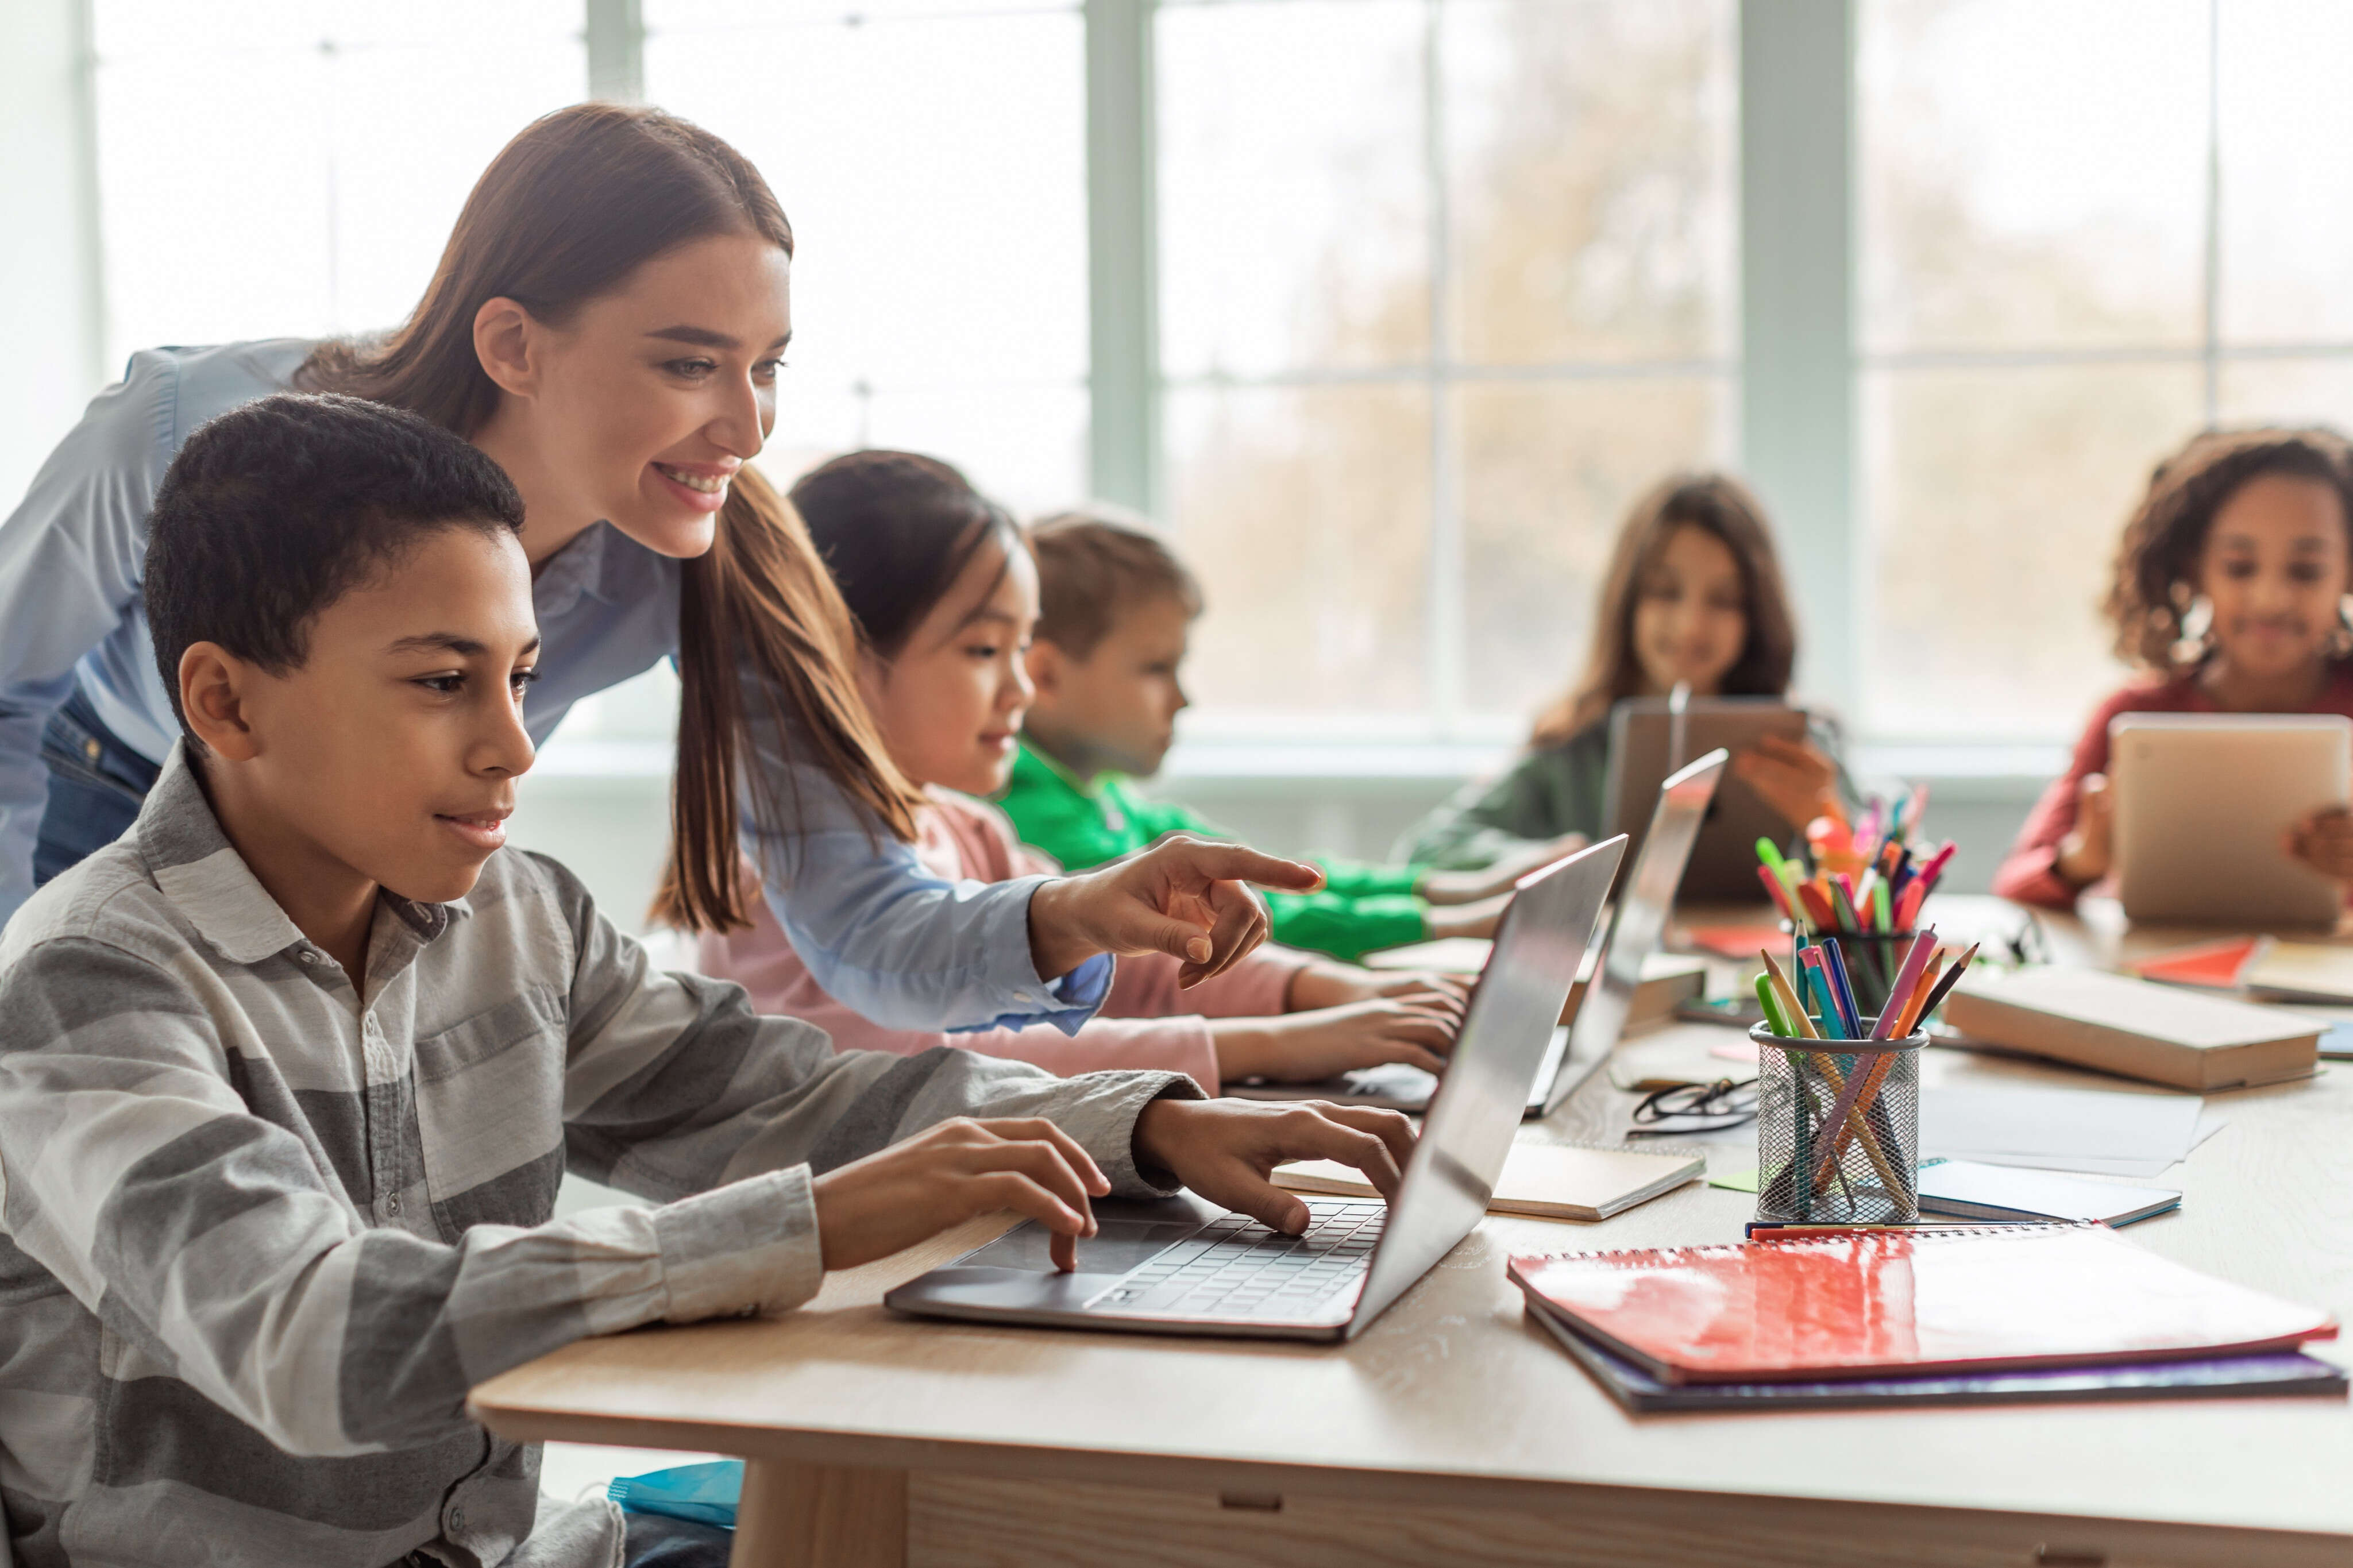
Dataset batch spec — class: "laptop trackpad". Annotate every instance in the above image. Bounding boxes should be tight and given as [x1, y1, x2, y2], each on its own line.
[955, 1193, 1225, 1274]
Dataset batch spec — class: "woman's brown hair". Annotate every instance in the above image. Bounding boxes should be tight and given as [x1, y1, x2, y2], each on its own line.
[2104, 427, 2353, 673]
[1530, 473, 1798, 748]
[298, 102, 921, 929]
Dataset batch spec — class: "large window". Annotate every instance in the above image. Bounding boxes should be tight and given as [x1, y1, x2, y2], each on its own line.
[1860, 0, 2353, 741]
[72, 1, 2353, 760]
[1155, 0, 1737, 740]
[89, 1, 584, 370]
[644, 0, 1091, 517]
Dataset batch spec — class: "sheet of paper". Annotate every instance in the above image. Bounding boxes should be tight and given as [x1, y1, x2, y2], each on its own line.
[1922, 1086, 2206, 1178]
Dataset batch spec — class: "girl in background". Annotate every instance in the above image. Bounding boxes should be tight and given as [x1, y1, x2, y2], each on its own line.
[700, 451, 1465, 1092]
[1406, 473, 1839, 868]
[1994, 428, 2353, 907]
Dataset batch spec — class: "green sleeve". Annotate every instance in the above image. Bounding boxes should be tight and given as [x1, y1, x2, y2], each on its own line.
[1403, 729, 1609, 870]
[1310, 856, 1422, 898]
[1261, 890, 1429, 965]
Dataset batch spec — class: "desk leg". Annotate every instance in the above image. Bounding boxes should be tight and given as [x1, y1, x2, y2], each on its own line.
[730, 1457, 907, 1568]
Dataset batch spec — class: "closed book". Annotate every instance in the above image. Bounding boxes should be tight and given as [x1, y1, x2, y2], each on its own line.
[1276, 1141, 1701, 1221]
[1528, 1307, 2346, 1414]
[1942, 967, 2318, 1091]
[1507, 1222, 2336, 1386]
[2242, 940, 2353, 1004]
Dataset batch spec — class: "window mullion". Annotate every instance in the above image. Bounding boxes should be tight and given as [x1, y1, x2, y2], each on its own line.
[586, 0, 645, 103]
[1739, 0, 1858, 723]
[1086, 0, 1158, 513]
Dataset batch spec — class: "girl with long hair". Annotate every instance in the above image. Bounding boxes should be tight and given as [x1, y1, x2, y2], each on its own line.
[1405, 472, 1837, 868]
[700, 450, 1465, 1091]
[0, 103, 1315, 1018]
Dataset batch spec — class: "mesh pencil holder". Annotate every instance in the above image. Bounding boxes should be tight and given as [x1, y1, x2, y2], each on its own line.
[1780, 924, 1920, 1021]
[1748, 1020, 1923, 1225]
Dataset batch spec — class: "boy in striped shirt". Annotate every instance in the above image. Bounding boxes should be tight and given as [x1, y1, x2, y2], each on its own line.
[0, 394, 1410, 1568]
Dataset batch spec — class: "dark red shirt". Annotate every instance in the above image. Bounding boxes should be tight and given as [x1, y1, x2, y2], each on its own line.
[1992, 664, 2353, 907]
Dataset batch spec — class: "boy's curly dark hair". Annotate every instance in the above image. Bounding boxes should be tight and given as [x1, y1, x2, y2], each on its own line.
[144, 392, 525, 743]
[2105, 426, 2353, 671]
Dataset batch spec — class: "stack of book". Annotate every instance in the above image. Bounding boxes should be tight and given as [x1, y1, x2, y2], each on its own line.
[1511, 1222, 2343, 1413]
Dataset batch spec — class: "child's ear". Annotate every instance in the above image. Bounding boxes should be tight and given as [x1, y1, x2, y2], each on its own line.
[472, 296, 546, 400]
[179, 642, 263, 762]
[1025, 637, 1066, 697]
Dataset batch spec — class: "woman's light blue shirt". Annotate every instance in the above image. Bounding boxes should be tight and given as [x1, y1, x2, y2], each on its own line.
[0, 340, 1105, 1030]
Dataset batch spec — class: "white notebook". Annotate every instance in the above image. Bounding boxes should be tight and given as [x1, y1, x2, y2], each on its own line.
[1276, 1142, 1701, 1222]
[1916, 1159, 2181, 1227]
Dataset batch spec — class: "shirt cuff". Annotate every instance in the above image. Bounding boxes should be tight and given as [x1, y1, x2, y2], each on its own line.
[956, 875, 1110, 1037]
[653, 1165, 825, 1320]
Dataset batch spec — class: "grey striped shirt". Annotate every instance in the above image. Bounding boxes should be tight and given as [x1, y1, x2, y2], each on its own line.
[0, 746, 1193, 1567]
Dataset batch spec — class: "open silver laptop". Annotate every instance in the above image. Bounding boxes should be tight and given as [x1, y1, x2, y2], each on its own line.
[884, 836, 1625, 1343]
[1235, 748, 1726, 1119]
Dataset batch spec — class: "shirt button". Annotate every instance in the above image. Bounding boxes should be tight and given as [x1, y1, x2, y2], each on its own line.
[385, 1195, 401, 1216]
[298, 951, 318, 965]
[448, 1507, 465, 1533]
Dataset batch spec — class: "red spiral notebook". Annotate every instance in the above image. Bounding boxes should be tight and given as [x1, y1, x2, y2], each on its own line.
[1509, 1223, 2337, 1387]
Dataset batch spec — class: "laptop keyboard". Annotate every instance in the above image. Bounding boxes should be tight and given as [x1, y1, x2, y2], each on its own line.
[1086, 1200, 1385, 1320]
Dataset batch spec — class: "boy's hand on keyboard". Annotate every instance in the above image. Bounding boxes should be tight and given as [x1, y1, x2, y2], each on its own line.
[1027, 835, 1325, 987]
[811, 1117, 1111, 1273]
[1212, 993, 1465, 1083]
[1132, 1099, 1417, 1235]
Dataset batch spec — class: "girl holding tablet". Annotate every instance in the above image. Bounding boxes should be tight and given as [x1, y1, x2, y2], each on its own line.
[1995, 428, 2353, 908]
[0, 103, 1314, 1022]
[1405, 473, 1840, 869]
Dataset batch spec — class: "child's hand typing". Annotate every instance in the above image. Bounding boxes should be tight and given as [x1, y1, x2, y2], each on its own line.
[1026, 835, 1325, 988]
[2055, 772, 2115, 889]
[2286, 805, 2353, 886]
[1732, 733, 1840, 829]
[1212, 991, 1466, 1084]
[1416, 834, 1587, 904]
[811, 1117, 1111, 1274]
[1131, 1098, 1418, 1236]
[1286, 960, 1471, 1011]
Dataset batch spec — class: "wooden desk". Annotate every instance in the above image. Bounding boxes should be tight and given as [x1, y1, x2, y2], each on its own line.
[471, 901, 2353, 1567]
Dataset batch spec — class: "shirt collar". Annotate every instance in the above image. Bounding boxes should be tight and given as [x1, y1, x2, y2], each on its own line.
[1016, 737, 1105, 800]
[531, 521, 616, 620]
[136, 742, 467, 966]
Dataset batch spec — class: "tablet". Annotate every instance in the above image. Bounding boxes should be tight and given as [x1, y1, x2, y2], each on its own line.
[1603, 696, 1810, 901]
[2109, 713, 2351, 928]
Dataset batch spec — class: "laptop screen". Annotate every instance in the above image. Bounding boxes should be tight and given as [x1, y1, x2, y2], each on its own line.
[1565, 748, 1727, 1067]
[1346, 836, 1624, 1336]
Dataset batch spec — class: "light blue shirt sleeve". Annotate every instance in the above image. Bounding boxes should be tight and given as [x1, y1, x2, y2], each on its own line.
[739, 706, 1108, 1035]
[0, 357, 172, 928]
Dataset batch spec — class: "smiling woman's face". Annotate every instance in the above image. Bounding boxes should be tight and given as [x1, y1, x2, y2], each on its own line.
[491, 230, 793, 561]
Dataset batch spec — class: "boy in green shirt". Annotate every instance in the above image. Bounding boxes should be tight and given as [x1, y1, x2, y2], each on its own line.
[999, 511, 1574, 963]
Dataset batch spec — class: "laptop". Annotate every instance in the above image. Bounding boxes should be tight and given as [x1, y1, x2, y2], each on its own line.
[1234, 748, 1726, 1118]
[883, 836, 1625, 1343]
[2110, 713, 2351, 928]
[1604, 695, 1807, 900]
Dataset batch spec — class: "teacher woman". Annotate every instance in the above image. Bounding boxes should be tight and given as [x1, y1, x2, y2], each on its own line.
[0, 102, 1316, 1025]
